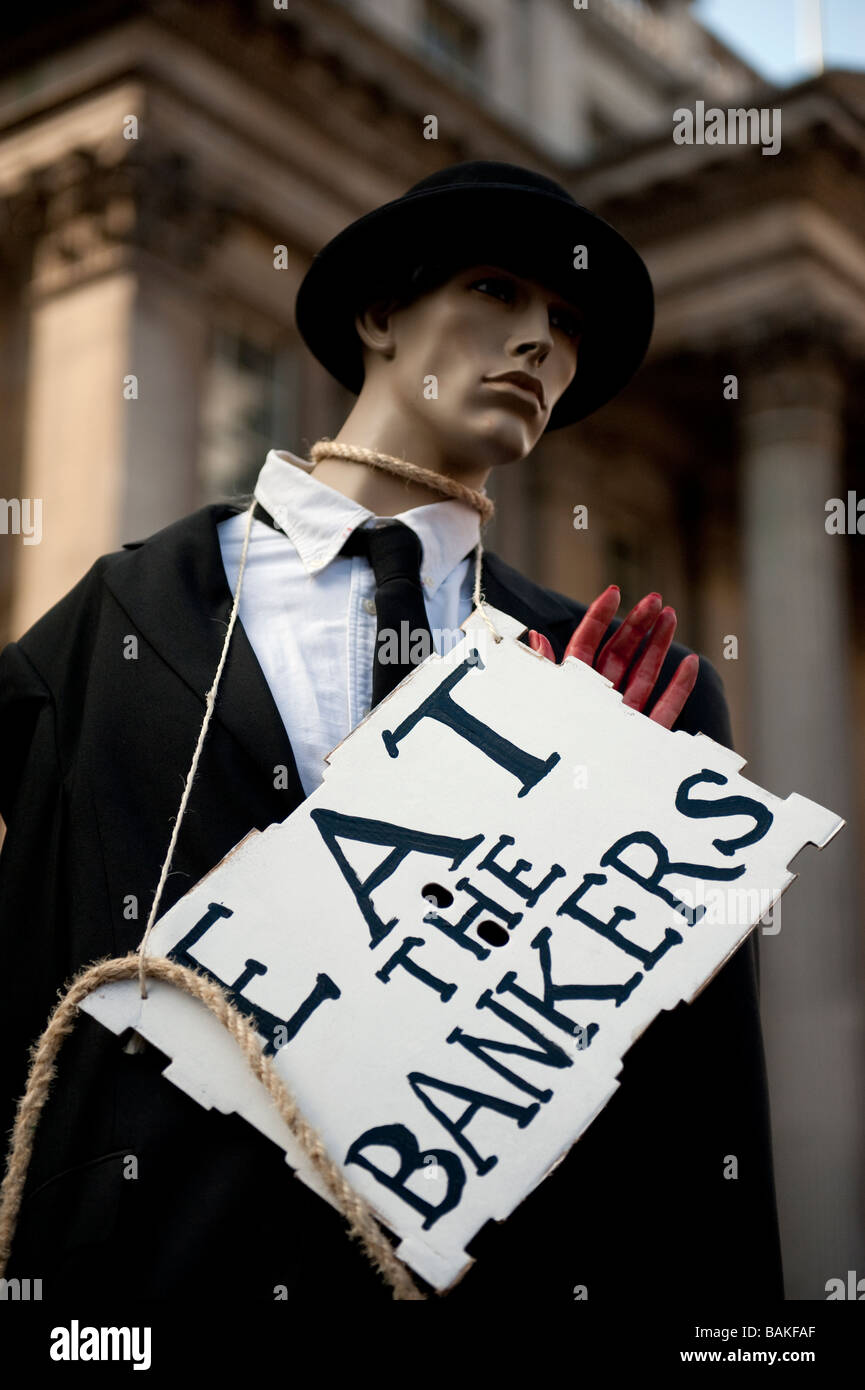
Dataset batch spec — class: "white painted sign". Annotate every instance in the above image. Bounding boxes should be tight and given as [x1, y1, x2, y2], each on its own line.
[83, 606, 843, 1291]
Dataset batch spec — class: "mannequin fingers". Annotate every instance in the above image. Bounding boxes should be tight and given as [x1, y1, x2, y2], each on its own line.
[594, 592, 663, 688]
[561, 585, 621, 665]
[646, 654, 700, 729]
[528, 629, 556, 661]
[619, 606, 678, 711]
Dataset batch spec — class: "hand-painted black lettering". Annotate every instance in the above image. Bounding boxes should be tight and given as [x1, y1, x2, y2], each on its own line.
[310, 808, 483, 947]
[496, 925, 642, 1038]
[557, 870, 682, 968]
[423, 875, 522, 960]
[446, 988, 573, 1102]
[344, 1123, 465, 1229]
[169, 902, 340, 1056]
[407, 1072, 540, 1175]
[381, 649, 560, 796]
[476, 834, 567, 906]
[600, 830, 746, 935]
[675, 769, 774, 857]
[376, 936, 458, 1001]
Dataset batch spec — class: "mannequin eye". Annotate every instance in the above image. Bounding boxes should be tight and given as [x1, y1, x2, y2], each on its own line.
[550, 307, 583, 340]
[470, 277, 515, 303]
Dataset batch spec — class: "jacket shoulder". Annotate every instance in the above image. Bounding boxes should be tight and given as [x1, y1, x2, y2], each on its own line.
[7, 504, 235, 690]
[481, 548, 586, 627]
[115, 501, 242, 554]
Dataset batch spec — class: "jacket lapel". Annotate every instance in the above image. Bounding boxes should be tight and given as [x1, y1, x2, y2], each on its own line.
[102, 503, 582, 816]
[104, 503, 306, 811]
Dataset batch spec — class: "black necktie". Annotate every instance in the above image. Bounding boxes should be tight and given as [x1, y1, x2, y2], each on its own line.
[340, 520, 434, 708]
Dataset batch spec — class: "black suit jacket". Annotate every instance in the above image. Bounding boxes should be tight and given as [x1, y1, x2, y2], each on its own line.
[0, 503, 784, 1302]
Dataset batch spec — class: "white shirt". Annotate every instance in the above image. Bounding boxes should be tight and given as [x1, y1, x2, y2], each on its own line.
[217, 447, 482, 797]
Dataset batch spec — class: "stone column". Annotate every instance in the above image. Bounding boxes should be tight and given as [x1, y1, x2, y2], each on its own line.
[9, 144, 231, 635]
[121, 258, 208, 537]
[740, 347, 865, 1298]
[0, 182, 40, 645]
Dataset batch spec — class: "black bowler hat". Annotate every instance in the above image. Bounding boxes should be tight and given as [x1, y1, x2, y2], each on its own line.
[294, 160, 654, 430]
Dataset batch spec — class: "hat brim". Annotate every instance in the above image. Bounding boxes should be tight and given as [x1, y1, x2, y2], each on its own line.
[294, 182, 654, 429]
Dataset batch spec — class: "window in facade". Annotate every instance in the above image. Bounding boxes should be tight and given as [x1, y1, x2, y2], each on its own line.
[584, 101, 629, 161]
[420, 0, 484, 92]
[198, 328, 300, 504]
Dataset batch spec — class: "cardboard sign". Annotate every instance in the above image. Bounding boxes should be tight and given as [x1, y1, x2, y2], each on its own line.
[82, 606, 843, 1290]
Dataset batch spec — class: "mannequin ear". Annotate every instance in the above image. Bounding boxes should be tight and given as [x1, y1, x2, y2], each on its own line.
[354, 298, 400, 359]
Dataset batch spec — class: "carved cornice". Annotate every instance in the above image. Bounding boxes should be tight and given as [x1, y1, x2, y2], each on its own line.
[647, 287, 865, 378]
[0, 178, 48, 278]
[106, 143, 237, 266]
[717, 307, 864, 375]
[2, 141, 237, 291]
[572, 76, 865, 249]
[152, 0, 539, 177]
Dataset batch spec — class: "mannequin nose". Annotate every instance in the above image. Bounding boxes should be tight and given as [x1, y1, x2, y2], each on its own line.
[515, 338, 550, 365]
[507, 296, 554, 363]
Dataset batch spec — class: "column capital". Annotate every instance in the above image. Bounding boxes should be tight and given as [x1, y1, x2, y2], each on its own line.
[0, 177, 48, 280]
[735, 320, 847, 450]
[739, 312, 856, 405]
[8, 141, 237, 295]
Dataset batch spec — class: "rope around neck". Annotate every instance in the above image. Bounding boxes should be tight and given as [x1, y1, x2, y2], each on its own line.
[0, 437, 505, 1300]
[309, 439, 503, 649]
[308, 439, 496, 524]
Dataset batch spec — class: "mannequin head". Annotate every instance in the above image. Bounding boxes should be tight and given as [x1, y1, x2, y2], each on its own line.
[297, 160, 656, 474]
[343, 258, 584, 483]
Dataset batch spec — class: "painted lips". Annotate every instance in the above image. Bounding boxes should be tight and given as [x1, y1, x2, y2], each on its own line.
[483, 373, 545, 410]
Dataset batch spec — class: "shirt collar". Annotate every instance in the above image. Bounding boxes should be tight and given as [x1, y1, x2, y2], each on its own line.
[253, 447, 482, 596]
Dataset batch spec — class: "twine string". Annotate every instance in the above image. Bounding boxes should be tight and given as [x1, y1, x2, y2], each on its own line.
[136, 494, 258, 994]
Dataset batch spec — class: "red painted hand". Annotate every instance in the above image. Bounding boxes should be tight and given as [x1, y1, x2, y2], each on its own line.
[528, 584, 699, 730]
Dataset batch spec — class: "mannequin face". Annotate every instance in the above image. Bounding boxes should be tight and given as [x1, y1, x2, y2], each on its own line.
[355, 262, 583, 472]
